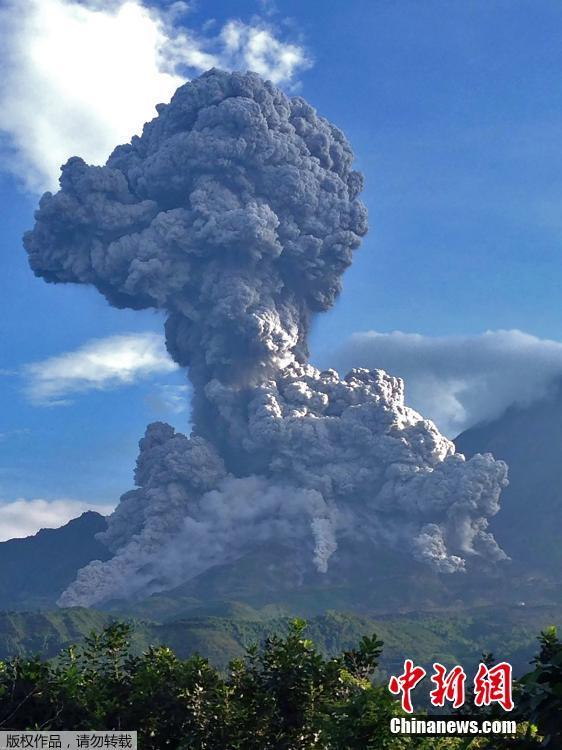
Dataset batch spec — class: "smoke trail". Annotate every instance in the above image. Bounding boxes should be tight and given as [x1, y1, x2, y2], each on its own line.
[24, 70, 508, 606]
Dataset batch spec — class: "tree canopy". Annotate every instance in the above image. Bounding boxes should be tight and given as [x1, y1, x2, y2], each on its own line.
[0, 619, 559, 749]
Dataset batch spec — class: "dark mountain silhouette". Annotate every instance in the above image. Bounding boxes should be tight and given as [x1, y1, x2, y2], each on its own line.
[0, 511, 110, 610]
[455, 382, 562, 577]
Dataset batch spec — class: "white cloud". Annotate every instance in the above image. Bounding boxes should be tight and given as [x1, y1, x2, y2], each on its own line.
[24, 332, 177, 405]
[0, 0, 311, 192]
[0, 498, 115, 541]
[218, 20, 309, 85]
[327, 329, 562, 437]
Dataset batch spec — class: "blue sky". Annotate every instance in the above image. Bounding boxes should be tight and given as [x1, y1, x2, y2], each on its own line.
[3, 0, 562, 536]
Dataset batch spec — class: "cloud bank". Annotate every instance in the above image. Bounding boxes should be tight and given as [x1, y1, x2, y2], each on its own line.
[328, 329, 562, 436]
[24, 70, 507, 607]
[24, 332, 177, 405]
[0, 0, 310, 192]
[0, 498, 114, 541]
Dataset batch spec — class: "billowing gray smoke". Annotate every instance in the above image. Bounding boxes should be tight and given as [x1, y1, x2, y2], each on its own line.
[24, 70, 508, 606]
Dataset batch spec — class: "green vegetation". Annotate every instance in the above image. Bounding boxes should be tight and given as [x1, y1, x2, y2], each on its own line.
[3, 618, 562, 748]
[2, 604, 561, 679]
[0, 619, 466, 749]
[514, 626, 562, 747]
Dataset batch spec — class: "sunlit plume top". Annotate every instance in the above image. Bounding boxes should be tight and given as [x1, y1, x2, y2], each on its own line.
[0, 0, 311, 192]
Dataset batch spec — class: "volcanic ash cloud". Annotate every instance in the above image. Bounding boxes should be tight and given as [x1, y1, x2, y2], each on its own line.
[23, 69, 508, 606]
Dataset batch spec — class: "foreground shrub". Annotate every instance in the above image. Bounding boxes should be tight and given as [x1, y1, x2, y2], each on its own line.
[0, 618, 556, 749]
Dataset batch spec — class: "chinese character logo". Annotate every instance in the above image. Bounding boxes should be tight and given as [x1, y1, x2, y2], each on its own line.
[474, 661, 514, 711]
[429, 662, 467, 709]
[388, 659, 427, 713]
[388, 659, 513, 713]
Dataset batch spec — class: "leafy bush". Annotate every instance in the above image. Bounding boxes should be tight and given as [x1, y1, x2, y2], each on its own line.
[0, 618, 557, 749]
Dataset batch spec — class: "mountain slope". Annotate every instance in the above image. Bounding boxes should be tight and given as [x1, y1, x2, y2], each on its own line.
[0, 511, 110, 611]
[0, 608, 112, 658]
[455, 383, 562, 574]
[104, 537, 546, 624]
[1, 605, 560, 679]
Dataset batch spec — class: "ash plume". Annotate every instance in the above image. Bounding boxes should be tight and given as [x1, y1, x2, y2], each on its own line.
[23, 69, 508, 606]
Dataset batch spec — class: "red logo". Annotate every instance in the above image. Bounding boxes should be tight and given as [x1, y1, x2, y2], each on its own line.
[388, 660, 513, 713]
[473, 662, 514, 712]
[429, 662, 467, 709]
[388, 659, 427, 714]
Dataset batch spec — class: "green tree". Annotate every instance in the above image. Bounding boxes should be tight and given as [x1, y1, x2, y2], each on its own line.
[0, 618, 510, 749]
[510, 626, 562, 748]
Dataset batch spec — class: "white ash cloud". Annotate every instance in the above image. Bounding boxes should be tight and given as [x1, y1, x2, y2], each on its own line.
[0, 0, 310, 192]
[60, 423, 336, 605]
[24, 70, 508, 606]
[327, 329, 562, 437]
[24, 332, 177, 405]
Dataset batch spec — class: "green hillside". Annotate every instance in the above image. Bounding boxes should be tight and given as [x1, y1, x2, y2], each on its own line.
[2, 603, 561, 680]
[0, 608, 112, 658]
